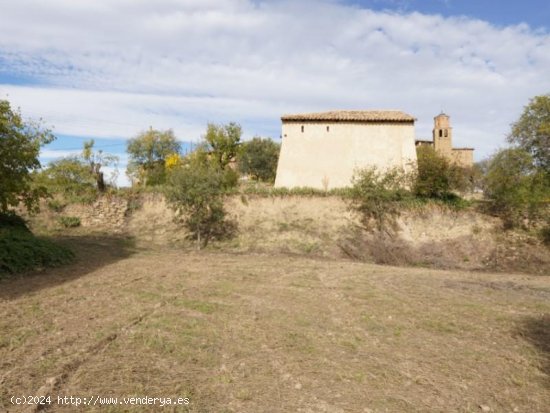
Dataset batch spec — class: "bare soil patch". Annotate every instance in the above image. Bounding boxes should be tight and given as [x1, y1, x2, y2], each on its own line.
[1, 238, 549, 412]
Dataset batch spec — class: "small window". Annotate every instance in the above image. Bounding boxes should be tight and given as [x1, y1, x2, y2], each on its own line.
[326, 126, 330, 132]
[444, 129, 448, 137]
[439, 130, 443, 138]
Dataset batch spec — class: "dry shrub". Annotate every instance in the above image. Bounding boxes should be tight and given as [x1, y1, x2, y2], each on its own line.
[415, 236, 495, 270]
[487, 233, 550, 275]
[336, 225, 538, 272]
[337, 226, 418, 266]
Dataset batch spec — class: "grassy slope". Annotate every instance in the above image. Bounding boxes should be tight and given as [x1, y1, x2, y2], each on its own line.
[27, 193, 549, 274]
[0, 238, 548, 412]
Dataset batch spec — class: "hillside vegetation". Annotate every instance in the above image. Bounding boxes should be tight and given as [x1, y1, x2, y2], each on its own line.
[25, 193, 550, 276]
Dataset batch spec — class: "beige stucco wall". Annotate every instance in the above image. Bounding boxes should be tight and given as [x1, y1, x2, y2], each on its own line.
[451, 149, 474, 168]
[274, 121, 417, 189]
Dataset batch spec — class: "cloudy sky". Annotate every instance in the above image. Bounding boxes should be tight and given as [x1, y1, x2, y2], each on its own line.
[1, 0, 549, 186]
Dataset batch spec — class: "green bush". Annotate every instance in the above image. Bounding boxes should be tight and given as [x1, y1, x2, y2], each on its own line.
[58, 216, 81, 228]
[350, 166, 413, 231]
[0, 213, 74, 275]
[0, 212, 30, 231]
[165, 162, 235, 249]
[414, 146, 470, 198]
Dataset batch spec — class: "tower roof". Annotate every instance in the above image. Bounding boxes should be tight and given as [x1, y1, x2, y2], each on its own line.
[281, 110, 415, 123]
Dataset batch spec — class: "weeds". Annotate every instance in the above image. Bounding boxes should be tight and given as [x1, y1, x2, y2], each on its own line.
[58, 216, 81, 228]
[46, 198, 66, 212]
[238, 182, 353, 198]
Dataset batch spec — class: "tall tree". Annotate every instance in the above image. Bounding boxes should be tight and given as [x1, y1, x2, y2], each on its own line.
[127, 128, 181, 186]
[483, 148, 547, 227]
[82, 139, 118, 191]
[0, 100, 54, 212]
[509, 94, 550, 172]
[238, 137, 280, 182]
[204, 122, 241, 170]
[34, 157, 97, 202]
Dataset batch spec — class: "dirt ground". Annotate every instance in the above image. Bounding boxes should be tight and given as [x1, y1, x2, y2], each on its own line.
[1, 236, 549, 412]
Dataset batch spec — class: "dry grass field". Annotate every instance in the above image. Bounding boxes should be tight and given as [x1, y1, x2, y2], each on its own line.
[1, 236, 549, 412]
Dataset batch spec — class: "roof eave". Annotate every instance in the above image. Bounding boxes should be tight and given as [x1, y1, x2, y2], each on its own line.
[281, 118, 415, 123]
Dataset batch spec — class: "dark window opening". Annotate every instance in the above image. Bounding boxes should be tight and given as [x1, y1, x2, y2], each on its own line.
[326, 126, 330, 132]
[439, 130, 443, 138]
[301, 125, 304, 133]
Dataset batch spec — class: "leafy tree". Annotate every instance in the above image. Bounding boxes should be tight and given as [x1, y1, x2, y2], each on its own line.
[127, 129, 181, 186]
[414, 146, 468, 198]
[162, 122, 249, 248]
[0, 100, 54, 213]
[483, 148, 548, 228]
[238, 137, 280, 182]
[204, 122, 241, 170]
[34, 157, 97, 202]
[33, 140, 119, 203]
[82, 139, 118, 191]
[165, 153, 234, 249]
[509, 94, 550, 172]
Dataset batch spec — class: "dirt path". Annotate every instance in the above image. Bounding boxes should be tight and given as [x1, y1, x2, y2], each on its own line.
[1, 238, 549, 412]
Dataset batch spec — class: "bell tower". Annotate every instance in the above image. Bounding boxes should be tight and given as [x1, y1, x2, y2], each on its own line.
[433, 113, 452, 157]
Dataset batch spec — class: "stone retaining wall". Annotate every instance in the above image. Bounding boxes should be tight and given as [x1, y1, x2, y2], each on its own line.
[63, 197, 129, 232]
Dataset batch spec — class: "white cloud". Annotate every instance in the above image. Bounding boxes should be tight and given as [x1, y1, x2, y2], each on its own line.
[0, 0, 549, 162]
[40, 149, 83, 159]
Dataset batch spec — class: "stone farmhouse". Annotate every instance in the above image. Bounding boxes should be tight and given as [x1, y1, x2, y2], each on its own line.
[415, 113, 474, 168]
[274, 110, 418, 190]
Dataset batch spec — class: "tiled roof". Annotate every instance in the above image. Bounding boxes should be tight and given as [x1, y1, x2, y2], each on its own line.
[281, 110, 415, 123]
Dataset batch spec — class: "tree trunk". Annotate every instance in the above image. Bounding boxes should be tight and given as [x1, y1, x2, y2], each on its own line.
[97, 171, 105, 192]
